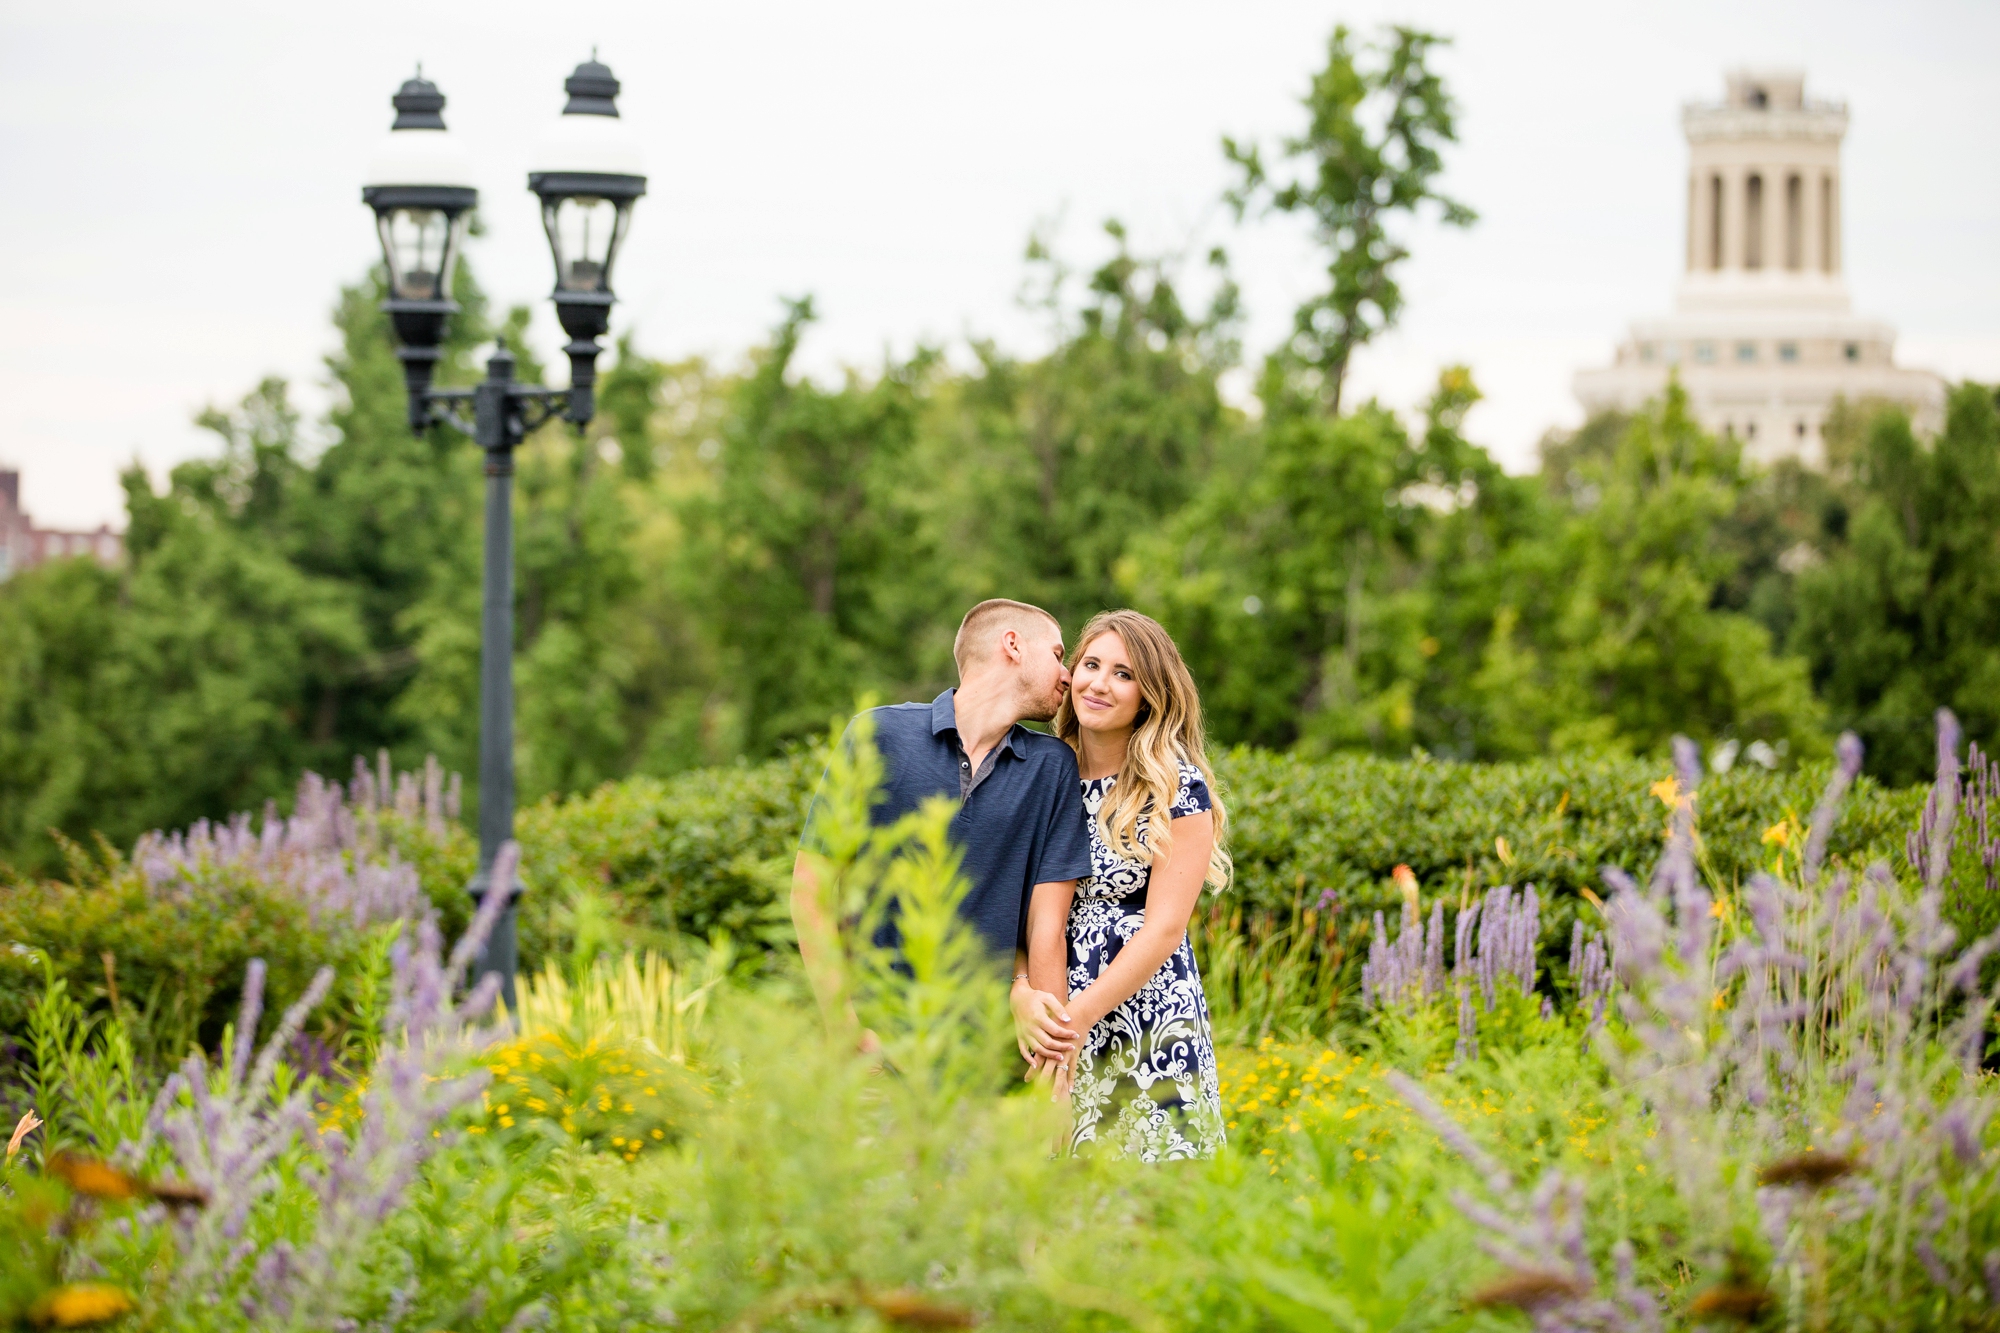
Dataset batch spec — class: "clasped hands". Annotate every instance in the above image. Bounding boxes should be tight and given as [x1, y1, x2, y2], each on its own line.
[1011, 981, 1085, 1100]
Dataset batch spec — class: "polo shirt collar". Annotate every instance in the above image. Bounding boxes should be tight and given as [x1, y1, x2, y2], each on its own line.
[931, 689, 1022, 760]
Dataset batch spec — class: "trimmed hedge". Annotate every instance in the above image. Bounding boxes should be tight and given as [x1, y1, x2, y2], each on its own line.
[509, 748, 1924, 949]
[1218, 749, 1920, 911]
[511, 751, 822, 959]
[0, 746, 1929, 1070]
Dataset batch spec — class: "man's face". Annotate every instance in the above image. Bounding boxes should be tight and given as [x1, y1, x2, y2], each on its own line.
[1014, 621, 1071, 722]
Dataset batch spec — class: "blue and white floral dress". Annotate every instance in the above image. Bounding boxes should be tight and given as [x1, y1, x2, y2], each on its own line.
[1066, 761, 1225, 1160]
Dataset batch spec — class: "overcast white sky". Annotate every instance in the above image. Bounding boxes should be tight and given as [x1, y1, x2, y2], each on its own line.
[3, 0, 1996, 529]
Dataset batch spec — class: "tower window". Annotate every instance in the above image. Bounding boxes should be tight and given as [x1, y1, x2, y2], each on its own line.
[1796, 420, 1808, 439]
[1736, 342, 1757, 362]
[1844, 342, 1859, 362]
[1695, 342, 1716, 364]
[1639, 343, 1656, 362]
[1778, 342, 1798, 363]
[1821, 175, 1836, 274]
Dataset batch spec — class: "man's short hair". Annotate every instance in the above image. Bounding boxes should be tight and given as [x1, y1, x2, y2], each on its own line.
[953, 598, 1060, 675]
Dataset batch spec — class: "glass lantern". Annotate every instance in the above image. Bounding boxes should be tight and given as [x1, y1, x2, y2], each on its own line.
[362, 72, 478, 314]
[374, 196, 471, 301]
[527, 58, 647, 301]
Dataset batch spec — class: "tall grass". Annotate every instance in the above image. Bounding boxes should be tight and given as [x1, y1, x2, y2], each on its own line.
[1194, 897, 1354, 1045]
[507, 942, 732, 1063]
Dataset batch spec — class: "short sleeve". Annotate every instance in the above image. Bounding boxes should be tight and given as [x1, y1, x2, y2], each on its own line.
[798, 713, 868, 854]
[1169, 762, 1212, 818]
[1032, 748, 1094, 886]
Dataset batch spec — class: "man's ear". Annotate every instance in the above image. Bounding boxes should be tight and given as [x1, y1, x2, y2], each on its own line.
[996, 628, 1023, 664]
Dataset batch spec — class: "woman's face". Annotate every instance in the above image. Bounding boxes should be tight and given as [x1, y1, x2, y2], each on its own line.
[1070, 631, 1144, 735]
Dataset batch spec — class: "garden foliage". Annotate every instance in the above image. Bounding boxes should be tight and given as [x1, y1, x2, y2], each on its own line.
[3, 712, 2000, 1320]
[2, 715, 1998, 1331]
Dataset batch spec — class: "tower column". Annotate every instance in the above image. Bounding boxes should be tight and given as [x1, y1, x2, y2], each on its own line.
[1721, 170, 1741, 270]
[1686, 174, 1697, 272]
[1803, 167, 1822, 274]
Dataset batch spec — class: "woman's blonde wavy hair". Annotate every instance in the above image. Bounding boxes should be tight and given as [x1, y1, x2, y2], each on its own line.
[1052, 609, 1232, 891]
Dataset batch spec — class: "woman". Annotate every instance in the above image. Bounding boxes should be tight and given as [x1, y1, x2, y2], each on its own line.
[1025, 609, 1231, 1161]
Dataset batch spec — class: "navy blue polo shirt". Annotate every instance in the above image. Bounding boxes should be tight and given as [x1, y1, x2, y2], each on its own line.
[803, 690, 1092, 960]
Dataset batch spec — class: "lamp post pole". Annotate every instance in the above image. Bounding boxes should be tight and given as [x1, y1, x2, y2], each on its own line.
[474, 348, 524, 1013]
[362, 59, 647, 1009]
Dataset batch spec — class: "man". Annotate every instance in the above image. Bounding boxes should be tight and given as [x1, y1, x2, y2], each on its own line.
[791, 598, 1086, 1063]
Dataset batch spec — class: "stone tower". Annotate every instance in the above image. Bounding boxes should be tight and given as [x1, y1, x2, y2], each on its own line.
[1574, 70, 1942, 465]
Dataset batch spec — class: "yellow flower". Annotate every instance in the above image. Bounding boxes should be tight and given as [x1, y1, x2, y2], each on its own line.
[1650, 776, 1679, 807]
[31, 1283, 134, 1327]
[1761, 821, 1791, 848]
[1710, 899, 1732, 920]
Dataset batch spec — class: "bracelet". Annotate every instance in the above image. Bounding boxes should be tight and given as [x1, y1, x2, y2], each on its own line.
[1013, 972, 1030, 982]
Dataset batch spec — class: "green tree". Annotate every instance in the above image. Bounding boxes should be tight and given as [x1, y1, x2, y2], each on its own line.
[1400, 371, 1555, 759]
[679, 299, 940, 756]
[1224, 25, 1475, 413]
[1487, 383, 1824, 756]
[925, 222, 1242, 636]
[1791, 385, 2000, 782]
[285, 268, 490, 770]
[0, 448, 368, 868]
[1129, 367, 1483, 751]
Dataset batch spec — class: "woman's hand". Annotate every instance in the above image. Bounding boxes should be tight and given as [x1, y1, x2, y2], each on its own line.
[1011, 978, 1078, 1065]
[1046, 990, 1106, 1100]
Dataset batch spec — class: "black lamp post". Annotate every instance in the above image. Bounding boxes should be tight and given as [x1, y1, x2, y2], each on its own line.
[362, 59, 646, 1010]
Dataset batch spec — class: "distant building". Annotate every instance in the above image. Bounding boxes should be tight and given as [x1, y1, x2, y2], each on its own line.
[1574, 70, 1944, 465]
[0, 469, 123, 582]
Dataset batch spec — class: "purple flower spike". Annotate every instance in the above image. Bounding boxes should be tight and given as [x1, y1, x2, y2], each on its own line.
[1672, 735, 1703, 792]
[139, 849, 504, 1318]
[133, 758, 445, 931]
[1836, 731, 1864, 780]
[1804, 732, 1867, 885]
[230, 959, 267, 1089]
